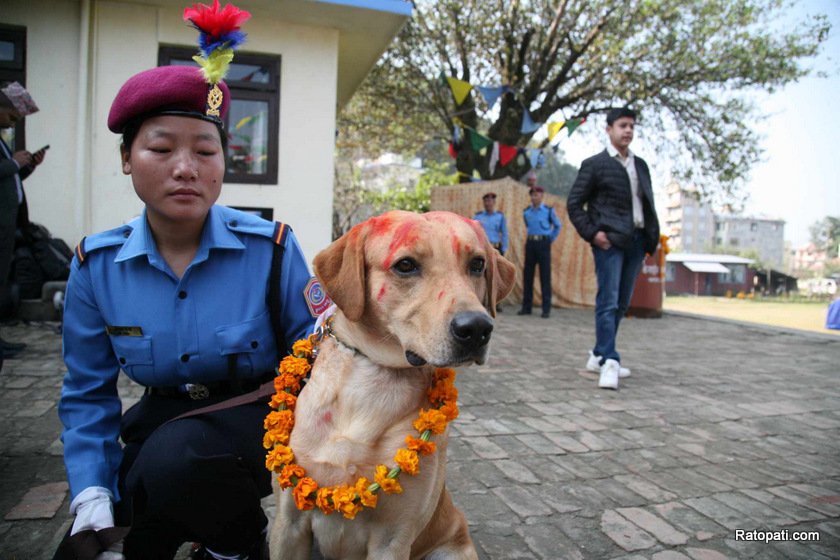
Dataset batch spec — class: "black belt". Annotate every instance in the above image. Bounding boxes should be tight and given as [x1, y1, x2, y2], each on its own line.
[527, 235, 550, 241]
[147, 372, 274, 401]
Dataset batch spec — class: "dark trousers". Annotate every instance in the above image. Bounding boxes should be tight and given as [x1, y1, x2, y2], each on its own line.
[55, 394, 272, 560]
[521, 238, 551, 313]
[592, 230, 646, 363]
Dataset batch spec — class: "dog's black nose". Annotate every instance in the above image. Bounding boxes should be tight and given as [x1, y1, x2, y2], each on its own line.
[450, 311, 494, 351]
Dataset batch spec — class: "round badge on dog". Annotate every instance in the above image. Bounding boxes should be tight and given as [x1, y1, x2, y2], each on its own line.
[304, 278, 331, 317]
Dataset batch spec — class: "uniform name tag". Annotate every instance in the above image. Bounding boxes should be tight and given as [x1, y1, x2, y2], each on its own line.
[106, 326, 144, 337]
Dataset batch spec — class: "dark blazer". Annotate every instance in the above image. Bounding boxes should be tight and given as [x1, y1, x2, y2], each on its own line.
[567, 149, 660, 255]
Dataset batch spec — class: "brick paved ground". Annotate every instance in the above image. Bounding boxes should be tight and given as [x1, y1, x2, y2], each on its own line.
[1, 307, 839, 559]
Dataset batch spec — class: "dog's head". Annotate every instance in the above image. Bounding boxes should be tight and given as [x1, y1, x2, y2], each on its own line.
[314, 210, 516, 368]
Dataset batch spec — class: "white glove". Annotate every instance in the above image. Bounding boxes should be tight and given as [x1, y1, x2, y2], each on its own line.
[70, 487, 125, 559]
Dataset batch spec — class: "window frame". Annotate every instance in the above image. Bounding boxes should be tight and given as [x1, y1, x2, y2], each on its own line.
[157, 46, 280, 185]
[0, 24, 27, 150]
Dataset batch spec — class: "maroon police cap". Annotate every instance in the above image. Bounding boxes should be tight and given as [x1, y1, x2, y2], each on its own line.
[107, 65, 231, 133]
[529, 185, 544, 193]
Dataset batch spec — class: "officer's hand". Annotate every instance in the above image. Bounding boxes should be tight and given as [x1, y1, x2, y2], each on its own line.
[12, 150, 32, 168]
[593, 231, 612, 250]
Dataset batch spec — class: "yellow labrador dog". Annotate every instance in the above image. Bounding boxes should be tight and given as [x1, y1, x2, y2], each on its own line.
[270, 210, 515, 560]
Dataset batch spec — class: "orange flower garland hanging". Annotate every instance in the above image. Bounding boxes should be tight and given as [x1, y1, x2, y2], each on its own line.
[264, 330, 459, 520]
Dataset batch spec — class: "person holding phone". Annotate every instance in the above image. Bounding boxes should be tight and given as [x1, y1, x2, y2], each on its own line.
[0, 81, 45, 360]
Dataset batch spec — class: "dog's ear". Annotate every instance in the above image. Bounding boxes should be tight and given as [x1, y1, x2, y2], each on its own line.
[484, 245, 516, 318]
[313, 225, 367, 322]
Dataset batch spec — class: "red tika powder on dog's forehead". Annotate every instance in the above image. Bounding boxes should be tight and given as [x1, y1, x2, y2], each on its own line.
[383, 220, 422, 269]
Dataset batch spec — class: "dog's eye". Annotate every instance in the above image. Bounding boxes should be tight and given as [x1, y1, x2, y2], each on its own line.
[469, 257, 485, 276]
[392, 257, 420, 276]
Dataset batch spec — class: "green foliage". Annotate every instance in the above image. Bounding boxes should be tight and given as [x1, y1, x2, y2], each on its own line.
[809, 216, 840, 258]
[345, 0, 829, 202]
[363, 162, 455, 214]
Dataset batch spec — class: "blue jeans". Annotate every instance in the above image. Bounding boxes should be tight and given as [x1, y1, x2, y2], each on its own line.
[592, 230, 646, 364]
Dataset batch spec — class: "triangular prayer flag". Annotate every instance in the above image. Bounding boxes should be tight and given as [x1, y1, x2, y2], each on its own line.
[488, 142, 500, 175]
[235, 115, 253, 130]
[446, 76, 473, 105]
[566, 117, 585, 136]
[528, 149, 541, 169]
[547, 121, 566, 141]
[467, 129, 493, 152]
[476, 85, 504, 109]
[448, 142, 457, 159]
[453, 126, 461, 145]
[498, 144, 518, 167]
[520, 108, 542, 134]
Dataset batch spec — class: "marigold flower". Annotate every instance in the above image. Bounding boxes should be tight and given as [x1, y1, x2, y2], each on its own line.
[265, 444, 294, 472]
[354, 477, 378, 508]
[394, 448, 419, 476]
[264, 409, 294, 432]
[316, 486, 336, 515]
[293, 477, 318, 510]
[292, 338, 313, 358]
[263, 428, 289, 449]
[269, 391, 297, 410]
[281, 355, 311, 379]
[405, 435, 436, 456]
[277, 464, 305, 489]
[332, 485, 363, 519]
[440, 401, 459, 422]
[374, 465, 402, 494]
[428, 382, 458, 406]
[433, 368, 456, 385]
[413, 408, 448, 435]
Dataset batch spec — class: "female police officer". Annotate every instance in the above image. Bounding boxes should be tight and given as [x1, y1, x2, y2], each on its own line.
[56, 4, 318, 559]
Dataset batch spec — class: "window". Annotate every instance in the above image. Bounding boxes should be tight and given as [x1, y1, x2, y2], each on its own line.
[666, 263, 675, 282]
[750, 222, 758, 232]
[0, 24, 27, 150]
[158, 47, 280, 184]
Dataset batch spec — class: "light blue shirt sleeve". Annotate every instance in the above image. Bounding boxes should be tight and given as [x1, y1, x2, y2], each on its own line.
[549, 207, 562, 242]
[500, 213, 509, 254]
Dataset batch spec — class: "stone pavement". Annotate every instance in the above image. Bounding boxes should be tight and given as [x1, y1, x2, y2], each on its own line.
[1, 308, 839, 559]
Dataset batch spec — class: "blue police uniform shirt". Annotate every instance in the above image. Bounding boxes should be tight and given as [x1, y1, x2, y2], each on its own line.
[523, 203, 561, 241]
[473, 210, 509, 253]
[59, 205, 318, 501]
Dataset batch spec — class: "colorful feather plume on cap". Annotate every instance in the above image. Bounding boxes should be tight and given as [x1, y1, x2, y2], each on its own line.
[183, 0, 251, 116]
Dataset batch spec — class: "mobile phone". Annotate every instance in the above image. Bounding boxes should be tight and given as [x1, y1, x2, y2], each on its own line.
[34, 144, 50, 153]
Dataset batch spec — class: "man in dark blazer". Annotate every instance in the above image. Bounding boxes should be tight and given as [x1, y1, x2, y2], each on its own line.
[0, 82, 44, 359]
[567, 107, 659, 390]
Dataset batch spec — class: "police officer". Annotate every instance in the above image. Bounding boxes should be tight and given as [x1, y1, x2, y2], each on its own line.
[518, 175, 561, 318]
[56, 8, 320, 558]
[473, 192, 508, 256]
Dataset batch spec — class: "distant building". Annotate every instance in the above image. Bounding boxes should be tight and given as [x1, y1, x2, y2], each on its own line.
[791, 243, 828, 276]
[666, 253, 755, 296]
[663, 182, 716, 253]
[714, 214, 785, 269]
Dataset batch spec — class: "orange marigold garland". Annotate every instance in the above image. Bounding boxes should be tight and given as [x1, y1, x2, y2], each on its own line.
[264, 330, 459, 519]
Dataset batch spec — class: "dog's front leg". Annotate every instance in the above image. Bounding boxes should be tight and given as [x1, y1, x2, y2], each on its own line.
[269, 492, 314, 560]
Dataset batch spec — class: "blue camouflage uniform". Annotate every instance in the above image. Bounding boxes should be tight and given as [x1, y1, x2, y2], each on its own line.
[59, 204, 317, 502]
[521, 203, 561, 315]
[473, 210, 509, 255]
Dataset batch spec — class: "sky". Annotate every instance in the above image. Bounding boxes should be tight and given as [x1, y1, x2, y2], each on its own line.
[560, 0, 840, 249]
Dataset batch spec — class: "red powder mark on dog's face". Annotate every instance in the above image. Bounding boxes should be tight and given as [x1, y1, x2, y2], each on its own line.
[377, 284, 387, 301]
[383, 220, 421, 269]
[451, 233, 461, 258]
[369, 214, 394, 238]
[322, 410, 332, 424]
[437, 290, 444, 300]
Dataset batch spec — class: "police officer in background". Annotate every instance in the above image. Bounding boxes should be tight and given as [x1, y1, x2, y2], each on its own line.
[518, 174, 561, 318]
[473, 192, 508, 256]
[55, 5, 319, 559]
[474, 192, 509, 311]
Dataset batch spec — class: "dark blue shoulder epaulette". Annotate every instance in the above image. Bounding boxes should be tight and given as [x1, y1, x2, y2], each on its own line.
[75, 225, 133, 266]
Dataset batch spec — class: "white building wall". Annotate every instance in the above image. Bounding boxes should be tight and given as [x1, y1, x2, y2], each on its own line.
[5, 0, 339, 264]
[2, 0, 83, 247]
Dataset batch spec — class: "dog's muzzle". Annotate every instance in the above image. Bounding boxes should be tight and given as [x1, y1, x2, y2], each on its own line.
[449, 311, 494, 354]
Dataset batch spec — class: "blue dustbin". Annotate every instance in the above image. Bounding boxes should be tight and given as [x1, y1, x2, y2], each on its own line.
[827, 299, 840, 330]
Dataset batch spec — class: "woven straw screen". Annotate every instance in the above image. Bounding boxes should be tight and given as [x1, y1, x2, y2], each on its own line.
[431, 178, 596, 309]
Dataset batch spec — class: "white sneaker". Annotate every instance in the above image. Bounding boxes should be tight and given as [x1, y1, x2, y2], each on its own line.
[587, 351, 630, 378]
[598, 359, 620, 390]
